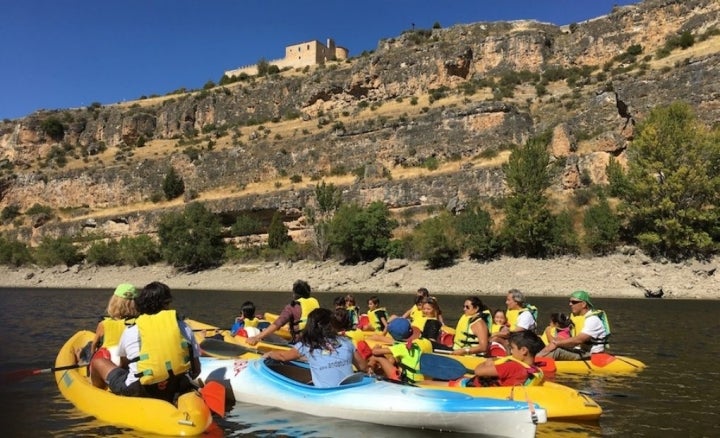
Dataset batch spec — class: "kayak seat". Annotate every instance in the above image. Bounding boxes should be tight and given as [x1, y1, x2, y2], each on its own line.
[339, 372, 365, 385]
[265, 359, 313, 385]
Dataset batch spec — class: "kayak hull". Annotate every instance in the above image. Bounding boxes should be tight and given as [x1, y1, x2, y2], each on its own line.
[55, 331, 212, 436]
[417, 381, 601, 421]
[445, 351, 646, 375]
[199, 357, 545, 437]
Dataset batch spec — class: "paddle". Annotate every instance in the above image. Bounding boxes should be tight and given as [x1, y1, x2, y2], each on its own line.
[200, 338, 259, 357]
[590, 352, 641, 368]
[1, 363, 88, 384]
[419, 354, 471, 380]
[199, 380, 226, 417]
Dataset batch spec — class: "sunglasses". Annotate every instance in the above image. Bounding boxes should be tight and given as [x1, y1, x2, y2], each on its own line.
[463, 304, 472, 309]
[569, 300, 583, 305]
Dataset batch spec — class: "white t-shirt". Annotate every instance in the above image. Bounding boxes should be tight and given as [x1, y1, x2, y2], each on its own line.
[516, 310, 536, 332]
[581, 314, 607, 353]
[117, 320, 198, 386]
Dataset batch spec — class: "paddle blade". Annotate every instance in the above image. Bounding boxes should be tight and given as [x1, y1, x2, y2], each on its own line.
[419, 354, 471, 380]
[201, 381, 226, 417]
[590, 353, 616, 367]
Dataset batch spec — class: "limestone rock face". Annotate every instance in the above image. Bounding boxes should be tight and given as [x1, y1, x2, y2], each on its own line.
[0, 0, 719, 244]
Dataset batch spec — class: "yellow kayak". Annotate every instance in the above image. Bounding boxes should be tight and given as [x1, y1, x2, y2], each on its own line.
[444, 351, 646, 375]
[185, 319, 288, 354]
[55, 331, 213, 436]
[417, 380, 601, 421]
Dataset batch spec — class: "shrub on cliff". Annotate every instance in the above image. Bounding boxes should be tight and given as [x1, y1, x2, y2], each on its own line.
[157, 202, 224, 271]
[162, 167, 185, 200]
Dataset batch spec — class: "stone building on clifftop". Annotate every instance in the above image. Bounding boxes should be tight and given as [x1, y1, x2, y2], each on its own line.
[225, 38, 348, 77]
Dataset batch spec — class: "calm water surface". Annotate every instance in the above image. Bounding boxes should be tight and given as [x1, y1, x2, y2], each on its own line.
[0, 287, 718, 437]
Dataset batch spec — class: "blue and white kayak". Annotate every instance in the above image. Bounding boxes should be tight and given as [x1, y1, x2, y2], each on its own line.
[199, 357, 546, 437]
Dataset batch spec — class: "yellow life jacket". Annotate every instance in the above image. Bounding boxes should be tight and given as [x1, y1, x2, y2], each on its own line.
[392, 338, 433, 383]
[570, 309, 611, 345]
[296, 297, 320, 331]
[490, 323, 508, 334]
[243, 316, 260, 328]
[367, 307, 388, 331]
[492, 356, 544, 386]
[100, 317, 135, 348]
[505, 306, 537, 331]
[453, 313, 485, 349]
[134, 310, 191, 385]
[408, 305, 424, 323]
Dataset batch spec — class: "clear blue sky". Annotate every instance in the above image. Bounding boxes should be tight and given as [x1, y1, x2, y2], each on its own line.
[1, 0, 641, 120]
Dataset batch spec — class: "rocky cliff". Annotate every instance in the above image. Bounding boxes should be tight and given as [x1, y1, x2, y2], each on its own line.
[1, 0, 719, 245]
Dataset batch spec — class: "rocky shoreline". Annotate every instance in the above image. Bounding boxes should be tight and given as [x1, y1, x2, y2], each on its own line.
[1, 251, 718, 300]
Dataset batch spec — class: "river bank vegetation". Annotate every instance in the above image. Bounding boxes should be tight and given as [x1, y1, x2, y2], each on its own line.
[1, 102, 718, 272]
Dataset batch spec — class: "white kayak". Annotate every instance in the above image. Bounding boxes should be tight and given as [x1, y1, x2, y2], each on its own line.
[199, 357, 546, 437]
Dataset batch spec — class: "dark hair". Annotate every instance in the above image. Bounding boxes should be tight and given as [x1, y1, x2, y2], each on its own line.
[135, 281, 172, 315]
[368, 296, 380, 306]
[550, 312, 572, 329]
[344, 294, 356, 305]
[466, 296, 488, 312]
[331, 307, 352, 331]
[417, 287, 429, 297]
[292, 280, 311, 299]
[299, 308, 337, 352]
[509, 330, 545, 356]
[241, 301, 256, 319]
[333, 296, 346, 308]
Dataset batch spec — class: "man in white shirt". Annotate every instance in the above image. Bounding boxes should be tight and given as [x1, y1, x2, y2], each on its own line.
[537, 290, 607, 360]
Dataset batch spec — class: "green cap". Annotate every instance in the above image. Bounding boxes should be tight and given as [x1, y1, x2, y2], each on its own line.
[570, 290, 593, 309]
[113, 283, 137, 299]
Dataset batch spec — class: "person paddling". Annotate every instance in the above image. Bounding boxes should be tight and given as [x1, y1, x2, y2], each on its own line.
[248, 280, 319, 345]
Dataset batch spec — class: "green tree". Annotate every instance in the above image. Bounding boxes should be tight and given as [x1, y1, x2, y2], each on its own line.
[583, 196, 620, 255]
[33, 236, 83, 267]
[305, 180, 343, 260]
[0, 237, 32, 266]
[616, 102, 720, 260]
[329, 201, 397, 263]
[157, 202, 224, 271]
[499, 135, 559, 257]
[411, 211, 460, 268]
[267, 211, 291, 249]
[257, 58, 269, 76]
[231, 215, 262, 236]
[85, 240, 121, 266]
[117, 235, 161, 266]
[455, 202, 499, 261]
[162, 167, 185, 200]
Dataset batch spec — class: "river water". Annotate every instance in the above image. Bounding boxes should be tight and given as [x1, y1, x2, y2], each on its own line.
[0, 287, 718, 437]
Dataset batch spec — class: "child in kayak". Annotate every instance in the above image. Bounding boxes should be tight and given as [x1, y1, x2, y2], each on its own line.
[78, 283, 139, 365]
[367, 317, 433, 384]
[465, 330, 545, 387]
[541, 312, 573, 345]
[263, 307, 367, 388]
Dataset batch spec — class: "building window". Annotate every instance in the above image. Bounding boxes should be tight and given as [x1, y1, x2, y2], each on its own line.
[307, 44, 310, 50]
